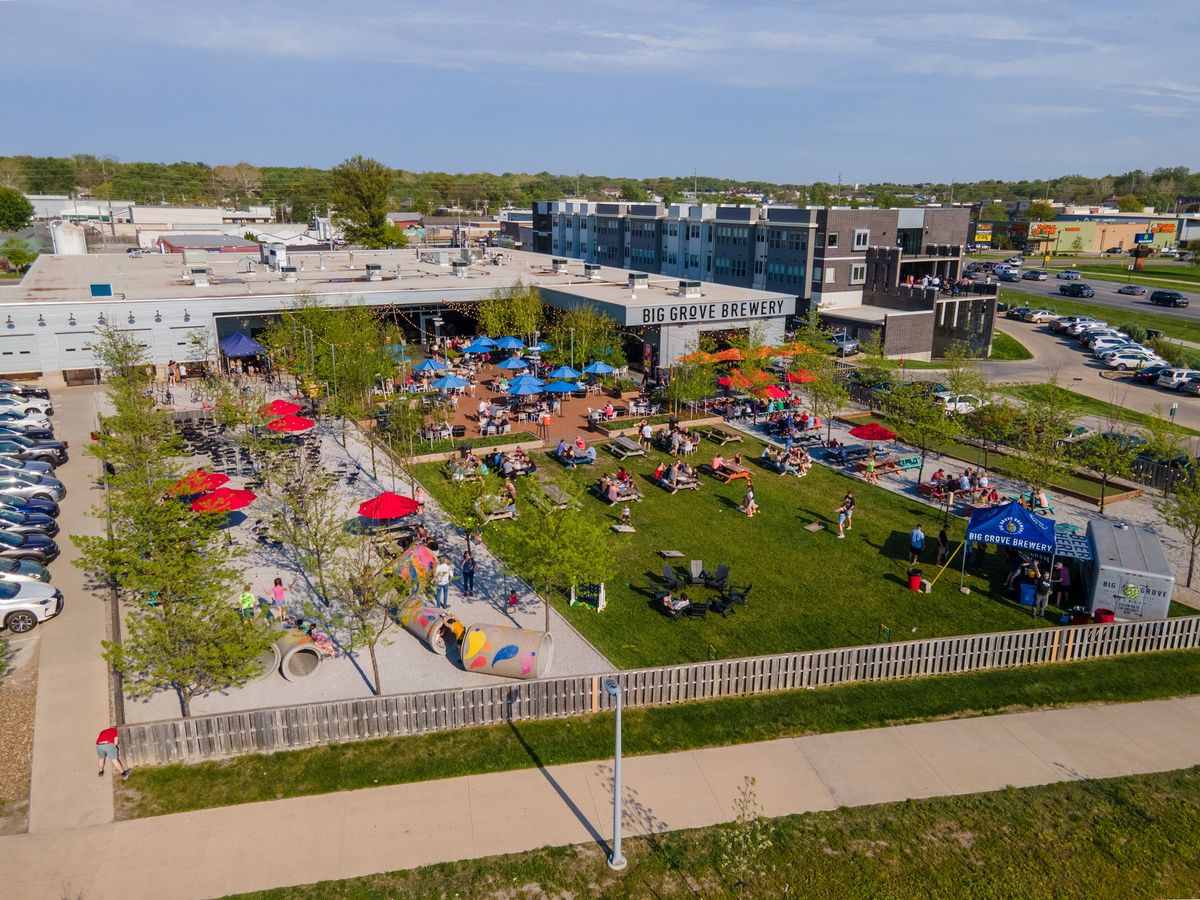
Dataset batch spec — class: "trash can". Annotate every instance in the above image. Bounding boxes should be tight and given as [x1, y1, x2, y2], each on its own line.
[908, 568, 923, 591]
[1019, 582, 1036, 606]
[1093, 608, 1115, 623]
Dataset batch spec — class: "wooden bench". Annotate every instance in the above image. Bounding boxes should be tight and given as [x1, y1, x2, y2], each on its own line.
[592, 483, 644, 505]
[655, 474, 700, 494]
[550, 449, 593, 469]
[483, 506, 517, 523]
[609, 435, 646, 459]
[702, 463, 751, 484]
[699, 428, 743, 446]
[530, 483, 572, 512]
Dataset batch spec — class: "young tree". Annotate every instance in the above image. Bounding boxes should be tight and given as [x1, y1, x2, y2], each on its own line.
[1139, 407, 1187, 494]
[940, 340, 986, 401]
[474, 280, 543, 340]
[1156, 478, 1200, 587]
[0, 237, 37, 272]
[0, 187, 34, 231]
[806, 360, 851, 443]
[330, 155, 392, 247]
[1005, 381, 1080, 493]
[546, 303, 623, 370]
[965, 401, 1020, 472]
[213, 161, 262, 203]
[268, 454, 352, 603]
[885, 382, 957, 484]
[1073, 434, 1138, 513]
[1027, 200, 1057, 221]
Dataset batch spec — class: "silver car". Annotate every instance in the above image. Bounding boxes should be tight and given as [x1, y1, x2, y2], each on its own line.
[0, 580, 64, 633]
[0, 557, 51, 583]
[0, 455, 54, 476]
[0, 474, 65, 502]
[0, 395, 53, 417]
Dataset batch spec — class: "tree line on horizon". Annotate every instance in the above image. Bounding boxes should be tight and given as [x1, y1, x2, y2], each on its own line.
[1, 154, 1196, 220]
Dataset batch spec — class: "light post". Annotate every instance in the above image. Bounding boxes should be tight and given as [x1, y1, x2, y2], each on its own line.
[602, 675, 627, 872]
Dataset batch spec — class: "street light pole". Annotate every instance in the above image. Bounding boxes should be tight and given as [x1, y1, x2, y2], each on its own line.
[602, 676, 627, 871]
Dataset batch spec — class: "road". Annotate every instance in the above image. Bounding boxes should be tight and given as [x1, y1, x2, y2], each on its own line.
[995, 275, 1199, 323]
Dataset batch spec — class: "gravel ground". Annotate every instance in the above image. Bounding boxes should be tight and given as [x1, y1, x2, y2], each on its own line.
[121, 411, 612, 724]
[0, 637, 39, 834]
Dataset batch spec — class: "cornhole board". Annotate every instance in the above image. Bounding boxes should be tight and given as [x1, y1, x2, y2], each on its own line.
[658, 550, 684, 558]
[804, 522, 824, 532]
[611, 524, 636, 533]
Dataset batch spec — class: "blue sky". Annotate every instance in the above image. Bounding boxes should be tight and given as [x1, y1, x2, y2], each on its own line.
[2, 0, 1198, 183]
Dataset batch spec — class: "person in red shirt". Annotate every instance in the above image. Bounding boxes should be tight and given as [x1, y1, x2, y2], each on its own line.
[96, 727, 131, 780]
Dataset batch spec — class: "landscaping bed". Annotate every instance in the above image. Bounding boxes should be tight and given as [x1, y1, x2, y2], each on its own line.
[593, 412, 722, 438]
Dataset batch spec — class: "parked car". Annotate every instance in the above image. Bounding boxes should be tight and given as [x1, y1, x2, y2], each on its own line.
[1057, 424, 1094, 445]
[0, 473, 65, 502]
[0, 528, 59, 564]
[1060, 283, 1096, 298]
[0, 395, 53, 417]
[0, 380, 50, 400]
[0, 432, 67, 463]
[0, 439, 64, 467]
[827, 334, 860, 357]
[1023, 309, 1059, 323]
[1006, 306, 1034, 320]
[1093, 340, 1141, 358]
[1065, 317, 1107, 336]
[1056, 270, 1082, 280]
[1106, 351, 1164, 371]
[1007, 256, 1025, 265]
[1134, 364, 1171, 384]
[1117, 284, 1147, 296]
[1098, 345, 1151, 361]
[0, 580, 63, 634]
[1105, 247, 1125, 254]
[1022, 270, 1049, 281]
[1180, 376, 1200, 396]
[1051, 315, 1091, 333]
[0, 492, 59, 518]
[1149, 290, 1189, 308]
[1157, 369, 1200, 390]
[0, 508, 59, 538]
[0, 455, 54, 476]
[934, 392, 988, 414]
[0, 412, 53, 436]
[999, 271, 1022, 282]
[0, 557, 51, 584]
[1084, 330, 1129, 347]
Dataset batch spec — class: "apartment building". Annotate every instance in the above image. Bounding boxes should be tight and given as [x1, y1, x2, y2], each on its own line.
[532, 200, 992, 360]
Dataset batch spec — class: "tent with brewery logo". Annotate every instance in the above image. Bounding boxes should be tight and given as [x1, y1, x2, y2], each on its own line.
[960, 500, 1057, 591]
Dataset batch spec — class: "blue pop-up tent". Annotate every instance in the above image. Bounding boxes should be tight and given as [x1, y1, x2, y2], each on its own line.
[961, 500, 1057, 587]
[219, 331, 265, 358]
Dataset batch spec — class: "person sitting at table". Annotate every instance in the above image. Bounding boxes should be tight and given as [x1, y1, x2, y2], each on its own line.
[798, 411, 811, 430]
[1033, 489, 1051, 511]
[575, 435, 587, 452]
[497, 376, 510, 392]
[616, 466, 631, 485]
[931, 468, 945, 485]
[602, 401, 616, 420]
[661, 590, 691, 615]
[712, 454, 726, 474]
[976, 471, 990, 498]
[654, 461, 667, 481]
[496, 412, 511, 434]
[605, 479, 621, 504]
[957, 471, 972, 498]
[795, 448, 813, 477]
[985, 486, 1000, 504]
[556, 438, 569, 459]
[585, 444, 597, 464]
[501, 455, 516, 477]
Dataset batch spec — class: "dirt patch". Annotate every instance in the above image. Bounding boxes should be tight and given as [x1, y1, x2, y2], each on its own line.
[0, 640, 39, 834]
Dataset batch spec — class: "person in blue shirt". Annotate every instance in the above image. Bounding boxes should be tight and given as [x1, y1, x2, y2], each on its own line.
[909, 524, 925, 563]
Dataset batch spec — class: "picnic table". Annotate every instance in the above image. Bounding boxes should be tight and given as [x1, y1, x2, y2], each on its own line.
[609, 435, 646, 459]
[826, 444, 870, 464]
[594, 483, 644, 505]
[857, 453, 920, 475]
[705, 462, 751, 484]
[551, 448, 594, 468]
[655, 473, 700, 494]
[699, 428, 743, 446]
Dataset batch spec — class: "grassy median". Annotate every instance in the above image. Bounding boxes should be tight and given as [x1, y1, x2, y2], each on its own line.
[119, 649, 1200, 819]
[235, 764, 1200, 899]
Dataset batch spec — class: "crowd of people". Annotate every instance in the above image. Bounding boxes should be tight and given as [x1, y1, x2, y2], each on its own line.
[927, 467, 1001, 506]
[760, 444, 813, 477]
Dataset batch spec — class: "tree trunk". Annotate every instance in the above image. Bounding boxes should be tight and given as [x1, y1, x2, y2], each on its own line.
[1187, 542, 1197, 588]
[368, 644, 382, 696]
[179, 690, 191, 718]
[916, 449, 928, 486]
[1099, 474, 1108, 513]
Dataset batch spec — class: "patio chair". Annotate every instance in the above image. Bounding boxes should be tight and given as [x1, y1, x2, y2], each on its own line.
[683, 601, 709, 619]
[703, 564, 730, 591]
[661, 565, 685, 590]
[689, 560, 705, 584]
[724, 582, 753, 605]
[709, 596, 736, 617]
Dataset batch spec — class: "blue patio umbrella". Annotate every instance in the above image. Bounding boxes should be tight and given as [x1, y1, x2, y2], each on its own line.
[531, 341, 555, 353]
[473, 335, 499, 347]
[494, 336, 526, 350]
[386, 344, 412, 363]
[583, 360, 616, 375]
[495, 356, 529, 370]
[546, 365, 581, 380]
[507, 382, 543, 396]
[542, 380, 579, 393]
[463, 339, 496, 354]
[430, 374, 469, 390]
[413, 358, 447, 373]
[509, 373, 544, 388]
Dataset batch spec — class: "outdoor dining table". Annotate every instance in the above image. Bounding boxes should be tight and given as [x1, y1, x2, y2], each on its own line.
[827, 444, 870, 463]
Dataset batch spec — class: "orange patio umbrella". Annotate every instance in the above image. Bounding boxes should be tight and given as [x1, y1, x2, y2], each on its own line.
[786, 369, 817, 384]
[714, 348, 743, 362]
[676, 350, 715, 364]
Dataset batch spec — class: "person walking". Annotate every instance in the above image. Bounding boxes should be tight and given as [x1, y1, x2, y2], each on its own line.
[461, 549, 476, 597]
[96, 727, 131, 780]
[909, 524, 926, 563]
[835, 501, 849, 539]
[841, 491, 855, 531]
[936, 527, 950, 567]
[238, 584, 256, 619]
[434, 555, 453, 609]
[1033, 573, 1052, 618]
[269, 577, 289, 622]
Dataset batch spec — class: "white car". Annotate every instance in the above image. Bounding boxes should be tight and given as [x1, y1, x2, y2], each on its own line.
[0, 579, 63, 633]
[1022, 309, 1059, 323]
[1067, 320, 1108, 337]
[1084, 330, 1129, 348]
[0, 395, 53, 417]
[0, 557, 51, 583]
[1106, 352, 1164, 371]
[1096, 343, 1149, 359]
[1057, 270, 1082, 280]
[934, 392, 988, 414]
[0, 413, 52, 434]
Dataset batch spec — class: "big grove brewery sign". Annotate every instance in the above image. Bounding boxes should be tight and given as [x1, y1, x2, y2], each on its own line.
[629, 296, 795, 326]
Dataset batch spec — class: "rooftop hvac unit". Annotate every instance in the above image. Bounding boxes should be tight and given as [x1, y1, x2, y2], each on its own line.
[451, 259, 470, 277]
[280, 265, 298, 282]
[628, 273, 649, 290]
[551, 258, 569, 273]
[366, 263, 383, 282]
[583, 263, 601, 279]
[189, 267, 210, 287]
[677, 280, 701, 298]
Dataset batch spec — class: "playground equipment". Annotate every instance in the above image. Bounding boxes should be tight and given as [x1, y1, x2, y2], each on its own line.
[397, 596, 465, 654]
[460, 624, 553, 679]
[274, 631, 326, 682]
[250, 641, 282, 681]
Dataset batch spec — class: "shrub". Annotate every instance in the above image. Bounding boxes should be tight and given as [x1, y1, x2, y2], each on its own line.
[1121, 323, 1149, 343]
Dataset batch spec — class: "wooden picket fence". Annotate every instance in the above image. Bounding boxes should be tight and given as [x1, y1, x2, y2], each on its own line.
[119, 615, 1200, 766]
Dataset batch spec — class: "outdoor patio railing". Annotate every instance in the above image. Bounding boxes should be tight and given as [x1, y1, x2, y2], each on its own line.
[118, 614, 1200, 766]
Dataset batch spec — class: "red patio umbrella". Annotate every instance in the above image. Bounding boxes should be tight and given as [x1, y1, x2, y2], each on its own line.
[358, 492, 420, 520]
[267, 413, 316, 433]
[762, 385, 789, 400]
[849, 423, 896, 442]
[191, 487, 257, 514]
[259, 399, 303, 417]
[786, 369, 816, 384]
[169, 469, 229, 497]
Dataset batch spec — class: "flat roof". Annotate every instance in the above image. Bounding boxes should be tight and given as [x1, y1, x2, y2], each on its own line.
[5, 248, 796, 310]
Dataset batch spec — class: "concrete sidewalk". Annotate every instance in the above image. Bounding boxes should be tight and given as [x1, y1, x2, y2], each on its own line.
[4, 695, 1199, 899]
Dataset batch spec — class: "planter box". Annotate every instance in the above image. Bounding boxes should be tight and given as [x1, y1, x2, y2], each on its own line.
[608, 388, 641, 400]
[407, 437, 544, 465]
[594, 414, 723, 439]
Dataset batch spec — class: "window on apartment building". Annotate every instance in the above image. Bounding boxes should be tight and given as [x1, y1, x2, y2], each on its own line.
[854, 229, 870, 250]
[580, 221, 587, 229]
[787, 232, 806, 252]
[825, 266, 836, 283]
[850, 263, 867, 284]
[754, 259, 764, 274]
[566, 241, 572, 251]
[812, 266, 823, 282]
[756, 229, 765, 242]
[827, 232, 838, 248]
[689, 225, 700, 239]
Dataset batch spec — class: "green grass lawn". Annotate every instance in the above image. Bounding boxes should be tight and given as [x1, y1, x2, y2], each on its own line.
[234, 765, 1200, 899]
[997, 382, 1200, 437]
[999, 287, 1200, 344]
[987, 329, 1033, 361]
[416, 442, 1063, 669]
[119, 649, 1200, 818]
[1066, 262, 1200, 292]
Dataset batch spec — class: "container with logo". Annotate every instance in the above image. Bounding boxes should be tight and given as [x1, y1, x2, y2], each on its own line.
[1084, 521, 1175, 621]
